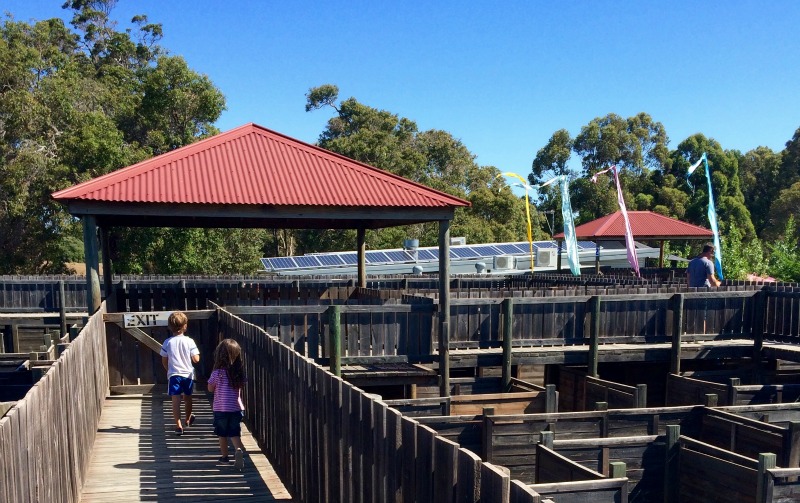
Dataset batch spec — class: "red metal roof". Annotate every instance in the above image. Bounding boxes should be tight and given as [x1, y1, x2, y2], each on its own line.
[554, 211, 712, 240]
[52, 123, 470, 209]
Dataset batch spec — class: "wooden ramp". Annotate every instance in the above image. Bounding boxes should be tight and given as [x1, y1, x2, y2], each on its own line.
[80, 394, 292, 502]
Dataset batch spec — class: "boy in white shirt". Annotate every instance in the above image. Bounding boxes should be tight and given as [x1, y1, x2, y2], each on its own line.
[160, 311, 200, 435]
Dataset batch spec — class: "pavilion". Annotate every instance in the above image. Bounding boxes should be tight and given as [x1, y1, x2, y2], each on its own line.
[554, 211, 713, 273]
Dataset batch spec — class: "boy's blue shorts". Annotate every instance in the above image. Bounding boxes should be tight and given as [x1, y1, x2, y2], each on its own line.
[167, 375, 194, 396]
[213, 411, 244, 437]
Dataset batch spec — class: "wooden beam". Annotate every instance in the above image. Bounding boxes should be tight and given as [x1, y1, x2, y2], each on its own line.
[329, 305, 341, 377]
[100, 226, 115, 312]
[113, 323, 162, 354]
[501, 298, 514, 391]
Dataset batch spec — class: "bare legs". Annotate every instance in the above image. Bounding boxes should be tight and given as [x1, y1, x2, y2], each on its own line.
[171, 394, 194, 429]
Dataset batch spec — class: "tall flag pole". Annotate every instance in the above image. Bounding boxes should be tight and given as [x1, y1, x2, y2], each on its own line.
[592, 165, 640, 277]
[539, 175, 582, 276]
[498, 173, 535, 272]
[687, 153, 724, 279]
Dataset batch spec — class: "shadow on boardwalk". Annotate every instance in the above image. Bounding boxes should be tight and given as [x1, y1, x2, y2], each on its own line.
[80, 393, 293, 502]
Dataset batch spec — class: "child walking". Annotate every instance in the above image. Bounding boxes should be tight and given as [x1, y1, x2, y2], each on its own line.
[207, 338, 247, 470]
[160, 311, 200, 436]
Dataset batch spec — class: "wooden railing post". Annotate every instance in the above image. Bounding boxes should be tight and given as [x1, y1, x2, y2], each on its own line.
[501, 298, 514, 391]
[664, 425, 680, 503]
[752, 289, 766, 359]
[328, 305, 341, 376]
[728, 377, 741, 406]
[546, 384, 558, 413]
[482, 407, 495, 461]
[756, 453, 777, 503]
[671, 293, 684, 374]
[609, 461, 626, 479]
[589, 295, 601, 377]
[59, 280, 67, 337]
[540, 430, 554, 449]
[636, 384, 648, 408]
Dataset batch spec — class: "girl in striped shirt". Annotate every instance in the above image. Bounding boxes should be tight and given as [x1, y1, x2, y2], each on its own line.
[207, 338, 247, 470]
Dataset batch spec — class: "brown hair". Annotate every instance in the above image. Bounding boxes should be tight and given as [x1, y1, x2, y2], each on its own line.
[213, 338, 245, 389]
[168, 311, 189, 334]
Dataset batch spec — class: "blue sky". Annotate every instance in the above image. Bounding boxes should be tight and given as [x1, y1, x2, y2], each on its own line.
[5, 1, 800, 184]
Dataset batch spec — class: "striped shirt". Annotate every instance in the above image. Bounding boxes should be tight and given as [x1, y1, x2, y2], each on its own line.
[208, 368, 245, 412]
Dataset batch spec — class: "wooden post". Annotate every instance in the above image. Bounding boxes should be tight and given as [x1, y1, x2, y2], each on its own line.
[636, 384, 648, 408]
[100, 226, 115, 312]
[594, 401, 608, 411]
[556, 240, 562, 272]
[704, 394, 718, 407]
[58, 280, 67, 338]
[659, 240, 665, 268]
[728, 377, 741, 406]
[438, 219, 451, 398]
[82, 215, 101, 314]
[501, 298, 514, 391]
[756, 453, 777, 503]
[482, 407, 495, 461]
[328, 305, 341, 376]
[357, 227, 366, 288]
[752, 289, 766, 360]
[594, 242, 601, 274]
[609, 461, 626, 479]
[788, 422, 800, 469]
[588, 295, 601, 377]
[664, 424, 680, 503]
[540, 431, 554, 449]
[545, 384, 557, 413]
[671, 293, 684, 374]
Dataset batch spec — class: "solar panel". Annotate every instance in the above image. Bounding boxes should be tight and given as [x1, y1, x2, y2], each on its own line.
[316, 254, 345, 266]
[260, 258, 270, 270]
[366, 251, 390, 263]
[577, 241, 598, 250]
[417, 249, 438, 260]
[470, 245, 504, 257]
[450, 247, 480, 259]
[494, 244, 522, 254]
[268, 257, 297, 270]
[536, 241, 558, 249]
[294, 256, 322, 268]
[340, 253, 358, 265]
[385, 251, 414, 262]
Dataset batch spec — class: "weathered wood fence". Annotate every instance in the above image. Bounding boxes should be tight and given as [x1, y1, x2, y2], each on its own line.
[217, 305, 615, 503]
[0, 304, 107, 503]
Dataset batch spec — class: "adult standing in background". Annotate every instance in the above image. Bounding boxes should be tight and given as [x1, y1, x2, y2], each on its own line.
[687, 243, 721, 287]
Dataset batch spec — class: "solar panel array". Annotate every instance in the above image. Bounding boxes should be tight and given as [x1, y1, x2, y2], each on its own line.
[261, 240, 602, 272]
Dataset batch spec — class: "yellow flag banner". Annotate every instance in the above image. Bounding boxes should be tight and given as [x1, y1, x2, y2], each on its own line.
[497, 172, 535, 273]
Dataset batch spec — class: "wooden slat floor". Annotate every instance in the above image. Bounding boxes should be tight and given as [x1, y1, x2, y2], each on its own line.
[80, 393, 293, 502]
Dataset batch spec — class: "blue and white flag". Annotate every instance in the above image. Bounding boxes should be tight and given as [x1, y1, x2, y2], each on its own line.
[687, 153, 724, 279]
[540, 175, 581, 276]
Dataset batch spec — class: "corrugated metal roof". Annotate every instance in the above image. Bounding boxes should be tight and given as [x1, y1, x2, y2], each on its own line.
[52, 123, 470, 209]
[554, 211, 713, 239]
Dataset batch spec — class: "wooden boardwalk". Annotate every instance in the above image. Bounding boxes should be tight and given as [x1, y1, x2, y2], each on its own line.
[80, 393, 293, 502]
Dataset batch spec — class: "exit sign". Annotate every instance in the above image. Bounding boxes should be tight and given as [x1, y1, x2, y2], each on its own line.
[123, 312, 173, 328]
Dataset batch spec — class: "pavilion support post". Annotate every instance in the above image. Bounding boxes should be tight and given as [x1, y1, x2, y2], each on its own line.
[357, 227, 366, 288]
[438, 219, 451, 398]
[594, 242, 601, 274]
[82, 215, 101, 315]
[659, 240, 665, 268]
[100, 226, 115, 312]
[557, 240, 563, 272]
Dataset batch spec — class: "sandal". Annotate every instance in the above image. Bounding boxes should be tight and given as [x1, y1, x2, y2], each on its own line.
[174, 427, 183, 436]
[186, 414, 196, 427]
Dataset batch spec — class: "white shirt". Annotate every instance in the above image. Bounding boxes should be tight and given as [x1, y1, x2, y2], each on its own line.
[160, 335, 200, 378]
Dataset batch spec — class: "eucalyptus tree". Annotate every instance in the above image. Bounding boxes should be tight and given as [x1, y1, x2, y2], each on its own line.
[0, 2, 267, 275]
[670, 134, 755, 241]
